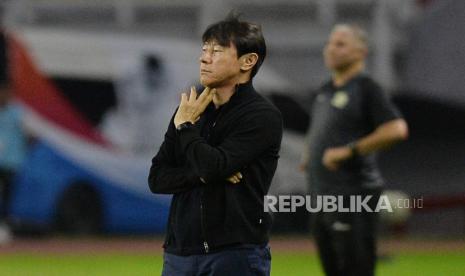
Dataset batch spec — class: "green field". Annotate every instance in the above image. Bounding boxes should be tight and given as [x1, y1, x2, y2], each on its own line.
[0, 252, 464, 276]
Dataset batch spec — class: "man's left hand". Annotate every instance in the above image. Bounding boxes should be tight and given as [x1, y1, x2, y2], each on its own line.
[226, 172, 243, 184]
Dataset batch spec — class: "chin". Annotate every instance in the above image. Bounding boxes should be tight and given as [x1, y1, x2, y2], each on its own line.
[200, 78, 216, 88]
[200, 80, 210, 88]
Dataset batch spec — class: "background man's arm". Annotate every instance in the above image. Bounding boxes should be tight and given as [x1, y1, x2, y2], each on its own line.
[323, 118, 408, 171]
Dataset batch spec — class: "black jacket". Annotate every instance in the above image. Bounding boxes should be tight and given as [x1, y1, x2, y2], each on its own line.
[148, 81, 283, 255]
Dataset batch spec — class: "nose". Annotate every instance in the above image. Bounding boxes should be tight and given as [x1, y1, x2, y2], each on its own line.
[200, 51, 212, 64]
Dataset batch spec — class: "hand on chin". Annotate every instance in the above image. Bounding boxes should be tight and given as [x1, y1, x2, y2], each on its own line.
[200, 78, 218, 89]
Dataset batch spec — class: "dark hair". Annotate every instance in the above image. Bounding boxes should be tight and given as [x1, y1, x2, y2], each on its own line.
[202, 12, 266, 78]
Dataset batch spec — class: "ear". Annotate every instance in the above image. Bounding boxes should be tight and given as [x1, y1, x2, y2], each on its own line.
[239, 53, 259, 72]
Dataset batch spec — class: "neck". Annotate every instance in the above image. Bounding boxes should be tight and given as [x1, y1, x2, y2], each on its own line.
[212, 75, 250, 108]
[332, 61, 364, 87]
[213, 85, 236, 108]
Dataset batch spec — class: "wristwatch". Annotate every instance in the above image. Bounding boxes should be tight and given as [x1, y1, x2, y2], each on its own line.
[176, 121, 194, 132]
[347, 142, 359, 157]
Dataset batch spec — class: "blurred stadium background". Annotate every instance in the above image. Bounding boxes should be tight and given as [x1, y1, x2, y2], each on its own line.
[0, 0, 464, 275]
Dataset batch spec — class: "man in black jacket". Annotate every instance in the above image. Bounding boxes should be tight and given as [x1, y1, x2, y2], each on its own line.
[148, 14, 282, 276]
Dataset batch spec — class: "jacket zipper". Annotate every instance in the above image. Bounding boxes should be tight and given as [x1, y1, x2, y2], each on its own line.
[200, 196, 209, 253]
[199, 94, 233, 254]
[201, 108, 223, 254]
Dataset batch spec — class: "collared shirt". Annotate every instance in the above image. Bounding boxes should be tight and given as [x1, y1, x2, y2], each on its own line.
[306, 74, 401, 195]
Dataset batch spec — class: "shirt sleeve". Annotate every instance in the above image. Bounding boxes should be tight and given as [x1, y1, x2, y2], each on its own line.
[178, 108, 283, 184]
[148, 111, 203, 194]
[363, 78, 402, 128]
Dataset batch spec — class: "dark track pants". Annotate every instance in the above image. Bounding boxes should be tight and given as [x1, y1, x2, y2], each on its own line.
[162, 245, 271, 276]
[313, 190, 381, 276]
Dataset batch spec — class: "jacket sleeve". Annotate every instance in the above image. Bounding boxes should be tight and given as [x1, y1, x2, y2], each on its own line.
[148, 114, 202, 194]
[178, 108, 283, 183]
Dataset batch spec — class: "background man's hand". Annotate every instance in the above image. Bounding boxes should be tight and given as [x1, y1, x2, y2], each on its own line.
[322, 146, 352, 171]
[174, 86, 215, 128]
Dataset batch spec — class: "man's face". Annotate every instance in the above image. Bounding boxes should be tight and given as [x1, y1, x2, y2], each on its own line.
[323, 29, 365, 72]
[199, 40, 242, 88]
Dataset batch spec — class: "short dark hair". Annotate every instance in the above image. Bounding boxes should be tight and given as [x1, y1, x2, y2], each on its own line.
[202, 12, 266, 78]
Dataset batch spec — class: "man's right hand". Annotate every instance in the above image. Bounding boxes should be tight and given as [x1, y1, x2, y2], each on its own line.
[174, 86, 215, 128]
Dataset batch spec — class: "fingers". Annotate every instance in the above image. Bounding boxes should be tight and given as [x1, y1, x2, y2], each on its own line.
[226, 172, 242, 184]
[198, 87, 216, 99]
[227, 176, 240, 184]
[180, 92, 188, 105]
[187, 86, 214, 106]
[188, 86, 198, 103]
[178, 86, 215, 125]
[197, 87, 213, 102]
[198, 88, 215, 111]
[198, 87, 210, 99]
[323, 158, 338, 171]
[192, 88, 215, 119]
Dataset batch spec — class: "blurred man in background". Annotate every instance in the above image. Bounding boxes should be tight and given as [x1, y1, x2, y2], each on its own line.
[101, 54, 177, 156]
[0, 30, 27, 244]
[301, 24, 408, 276]
[149, 14, 282, 276]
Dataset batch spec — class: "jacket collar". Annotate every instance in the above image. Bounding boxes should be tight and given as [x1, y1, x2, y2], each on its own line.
[205, 80, 257, 112]
[227, 80, 257, 105]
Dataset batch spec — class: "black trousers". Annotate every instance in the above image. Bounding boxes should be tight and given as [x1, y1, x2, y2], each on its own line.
[312, 190, 381, 276]
[0, 168, 14, 221]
